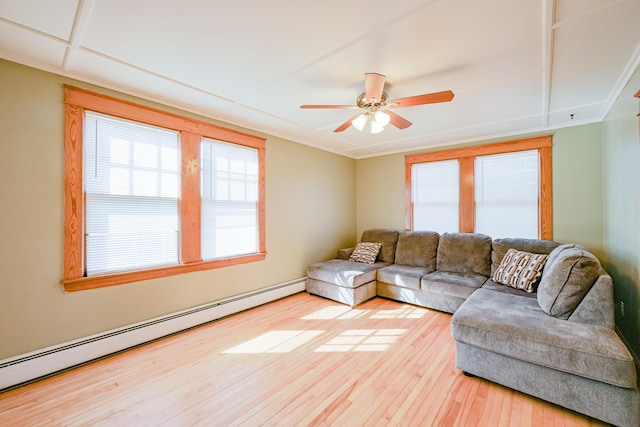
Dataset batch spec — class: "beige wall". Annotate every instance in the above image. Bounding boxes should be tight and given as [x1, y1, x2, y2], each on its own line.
[602, 64, 640, 360]
[356, 127, 604, 255]
[0, 59, 356, 359]
[356, 153, 407, 235]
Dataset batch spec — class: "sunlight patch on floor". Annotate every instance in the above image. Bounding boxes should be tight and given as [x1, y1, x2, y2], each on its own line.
[301, 306, 369, 320]
[223, 330, 326, 354]
[314, 329, 407, 353]
[370, 305, 427, 319]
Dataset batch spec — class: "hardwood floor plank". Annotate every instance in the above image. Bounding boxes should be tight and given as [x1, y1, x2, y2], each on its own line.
[0, 293, 608, 426]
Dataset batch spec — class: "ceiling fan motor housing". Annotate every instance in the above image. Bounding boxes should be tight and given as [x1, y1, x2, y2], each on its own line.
[357, 91, 388, 109]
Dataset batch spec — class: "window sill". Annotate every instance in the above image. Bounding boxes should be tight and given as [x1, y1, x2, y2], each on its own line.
[61, 253, 267, 292]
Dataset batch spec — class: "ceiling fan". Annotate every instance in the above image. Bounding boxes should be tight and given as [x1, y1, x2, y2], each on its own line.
[300, 73, 454, 133]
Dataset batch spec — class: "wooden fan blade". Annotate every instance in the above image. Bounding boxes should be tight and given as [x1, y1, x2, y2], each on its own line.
[334, 115, 361, 132]
[365, 73, 386, 103]
[300, 104, 358, 109]
[388, 90, 454, 108]
[386, 110, 413, 129]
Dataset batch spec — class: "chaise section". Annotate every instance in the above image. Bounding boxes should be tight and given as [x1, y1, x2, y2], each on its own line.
[455, 342, 639, 427]
[452, 288, 639, 427]
[452, 289, 636, 389]
[306, 259, 389, 307]
[452, 239, 639, 427]
[306, 229, 398, 307]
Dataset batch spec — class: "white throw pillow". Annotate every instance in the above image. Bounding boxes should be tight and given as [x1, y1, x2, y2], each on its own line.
[349, 242, 382, 264]
[492, 248, 548, 292]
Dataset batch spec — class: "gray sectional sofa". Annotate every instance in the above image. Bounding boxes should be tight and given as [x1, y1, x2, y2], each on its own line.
[306, 229, 639, 427]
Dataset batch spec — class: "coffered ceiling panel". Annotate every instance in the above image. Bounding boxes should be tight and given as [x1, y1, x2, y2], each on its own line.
[0, 0, 638, 158]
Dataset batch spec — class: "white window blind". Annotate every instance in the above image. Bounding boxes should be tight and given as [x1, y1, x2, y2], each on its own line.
[84, 112, 180, 275]
[201, 138, 258, 260]
[475, 150, 539, 239]
[412, 160, 460, 233]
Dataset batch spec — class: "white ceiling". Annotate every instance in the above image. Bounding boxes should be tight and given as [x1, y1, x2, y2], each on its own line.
[1, 0, 639, 159]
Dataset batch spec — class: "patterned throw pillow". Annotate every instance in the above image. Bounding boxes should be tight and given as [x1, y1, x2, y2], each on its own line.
[492, 248, 548, 293]
[349, 242, 382, 264]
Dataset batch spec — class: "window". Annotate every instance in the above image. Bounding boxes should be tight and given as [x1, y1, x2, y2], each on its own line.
[84, 112, 181, 275]
[63, 86, 266, 291]
[201, 139, 259, 260]
[405, 136, 552, 239]
[411, 159, 459, 234]
[475, 150, 539, 238]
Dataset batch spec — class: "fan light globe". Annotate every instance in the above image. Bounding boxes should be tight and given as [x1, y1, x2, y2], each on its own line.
[374, 111, 390, 127]
[370, 119, 385, 134]
[352, 114, 367, 131]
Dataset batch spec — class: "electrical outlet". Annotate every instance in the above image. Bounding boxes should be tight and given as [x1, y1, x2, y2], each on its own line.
[620, 301, 625, 317]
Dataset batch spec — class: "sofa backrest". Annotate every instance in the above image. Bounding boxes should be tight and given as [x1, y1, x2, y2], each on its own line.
[394, 230, 439, 268]
[361, 229, 399, 263]
[491, 237, 561, 275]
[436, 232, 492, 276]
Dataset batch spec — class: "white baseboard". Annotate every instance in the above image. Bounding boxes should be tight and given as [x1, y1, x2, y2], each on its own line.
[0, 278, 306, 391]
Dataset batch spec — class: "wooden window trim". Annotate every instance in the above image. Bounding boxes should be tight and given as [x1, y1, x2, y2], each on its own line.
[62, 86, 266, 292]
[405, 136, 553, 240]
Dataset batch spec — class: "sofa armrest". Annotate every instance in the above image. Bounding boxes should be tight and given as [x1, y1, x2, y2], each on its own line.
[337, 248, 354, 260]
[568, 271, 615, 329]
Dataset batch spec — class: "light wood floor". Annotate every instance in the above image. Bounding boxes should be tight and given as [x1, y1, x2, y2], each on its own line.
[0, 293, 607, 426]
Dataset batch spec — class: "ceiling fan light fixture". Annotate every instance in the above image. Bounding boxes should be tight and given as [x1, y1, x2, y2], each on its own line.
[352, 114, 367, 131]
[303, 73, 452, 133]
[374, 110, 390, 127]
[370, 119, 385, 134]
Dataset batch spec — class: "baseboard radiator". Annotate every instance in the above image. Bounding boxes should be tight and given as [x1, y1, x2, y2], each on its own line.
[0, 278, 306, 391]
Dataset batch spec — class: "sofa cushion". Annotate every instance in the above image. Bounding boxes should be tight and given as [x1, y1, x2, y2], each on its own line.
[349, 242, 382, 264]
[436, 232, 492, 276]
[491, 237, 560, 275]
[377, 264, 433, 290]
[307, 259, 390, 288]
[537, 246, 601, 319]
[361, 229, 399, 263]
[481, 280, 537, 299]
[421, 271, 487, 300]
[393, 230, 439, 268]
[492, 249, 548, 293]
[452, 288, 637, 389]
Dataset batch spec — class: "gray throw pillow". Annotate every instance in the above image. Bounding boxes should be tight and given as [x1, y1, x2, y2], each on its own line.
[537, 245, 601, 319]
[542, 243, 587, 276]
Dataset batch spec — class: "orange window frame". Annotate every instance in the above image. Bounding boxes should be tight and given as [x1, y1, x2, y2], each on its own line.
[62, 86, 266, 292]
[405, 136, 553, 240]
